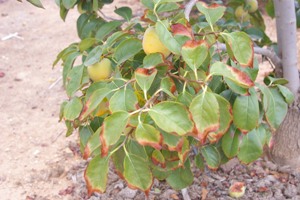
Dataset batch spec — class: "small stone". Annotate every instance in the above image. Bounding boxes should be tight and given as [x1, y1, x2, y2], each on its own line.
[118, 187, 137, 199]
[283, 184, 298, 198]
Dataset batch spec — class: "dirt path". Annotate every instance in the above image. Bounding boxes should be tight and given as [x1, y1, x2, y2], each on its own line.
[0, 1, 79, 199]
[0, 1, 300, 200]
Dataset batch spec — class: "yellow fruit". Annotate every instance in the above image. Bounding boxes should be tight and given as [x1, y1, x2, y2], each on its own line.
[246, 0, 258, 13]
[87, 58, 112, 82]
[235, 6, 250, 22]
[142, 26, 171, 57]
[229, 182, 246, 198]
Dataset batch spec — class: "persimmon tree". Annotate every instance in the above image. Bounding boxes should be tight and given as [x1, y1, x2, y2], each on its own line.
[23, 0, 299, 197]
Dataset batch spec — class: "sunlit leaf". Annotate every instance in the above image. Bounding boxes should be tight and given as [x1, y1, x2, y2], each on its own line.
[190, 91, 220, 143]
[233, 88, 259, 133]
[124, 153, 153, 193]
[84, 156, 109, 196]
[238, 129, 263, 164]
[149, 102, 194, 136]
[100, 111, 129, 156]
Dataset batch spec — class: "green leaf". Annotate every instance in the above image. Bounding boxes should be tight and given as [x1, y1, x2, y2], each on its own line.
[157, 2, 180, 13]
[201, 145, 221, 170]
[114, 38, 143, 65]
[124, 153, 153, 193]
[166, 159, 193, 190]
[114, 7, 132, 21]
[233, 88, 259, 132]
[221, 32, 254, 67]
[135, 123, 162, 149]
[79, 88, 112, 120]
[62, 0, 76, 9]
[149, 102, 194, 136]
[155, 20, 181, 55]
[196, 2, 226, 30]
[190, 91, 220, 143]
[151, 150, 165, 167]
[83, 128, 101, 159]
[181, 40, 209, 71]
[161, 77, 176, 98]
[143, 53, 165, 68]
[64, 97, 83, 121]
[66, 65, 88, 97]
[27, 0, 44, 8]
[79, 126, 93, 154]
[161, 131, 182, 151]
[224, 78, 249, 96]
[84, 156, 109, 196]
[221, 126, 240, 158]
[195, 153, 205, 171]
[111, 147, 125, 177]
[277, 85, 294, 104]
[259, 86, 288, 130]
[84, 46, 102, 66]
[212, 94, 233, 139]
[210, 62, 254, 88]
[100, 111, 129, 156]
[79, 38, 96, 52]
[135, 67, 157, 93]
[60, 2, 69, 21]
[95, 21, 122, 41]
[109, 88, 138, 113]
[141, 0, 154, 9]
[237, 129, 263, 164]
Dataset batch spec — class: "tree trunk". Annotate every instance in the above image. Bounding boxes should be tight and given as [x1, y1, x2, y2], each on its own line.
[270, 106, 300, 167]
[270, 0, 300, 168]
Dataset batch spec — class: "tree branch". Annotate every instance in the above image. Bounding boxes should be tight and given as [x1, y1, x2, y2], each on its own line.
[184, 0, 198, 21]
[216, 43, 282, 69]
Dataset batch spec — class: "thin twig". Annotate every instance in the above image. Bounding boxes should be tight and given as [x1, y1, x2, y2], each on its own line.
[48, 76, 62, 90]
[167, 72, 205, 85]
[181, 188, 191, 200]
[184, 0, 198, 21]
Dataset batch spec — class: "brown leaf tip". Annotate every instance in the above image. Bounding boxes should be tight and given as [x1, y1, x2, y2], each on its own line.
[135, 67, 157, 76]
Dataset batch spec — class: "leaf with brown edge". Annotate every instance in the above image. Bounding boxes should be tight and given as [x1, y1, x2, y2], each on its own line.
[111, 147, 125, 179]
[151, 150, 166, 168]
[135, 67, 157, 93]
[135, 123, 162, 150]
[201, 145, 221, 170]
[196, 2, 226, 30]
[178, 137, 189, 163]
[181, 40, 209, 71]
[210, 62, 254, 88]
[221, 32, 254, 68]
[79, 88, 112, 121]
[190, 91, 220, 144]
[161, 77, 176, 98]
[209, 94, 233, 142]
[84, 156, 109, 197]
[100, 111, 129, 157]
[161, 131, 183, 151]
[83, 128, 101, 160]
[171, 23, 193, 39]
[124, 153, 153, 195]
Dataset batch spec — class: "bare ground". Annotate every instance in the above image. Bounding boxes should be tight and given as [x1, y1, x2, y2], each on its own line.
[0, 1, 299, 200]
